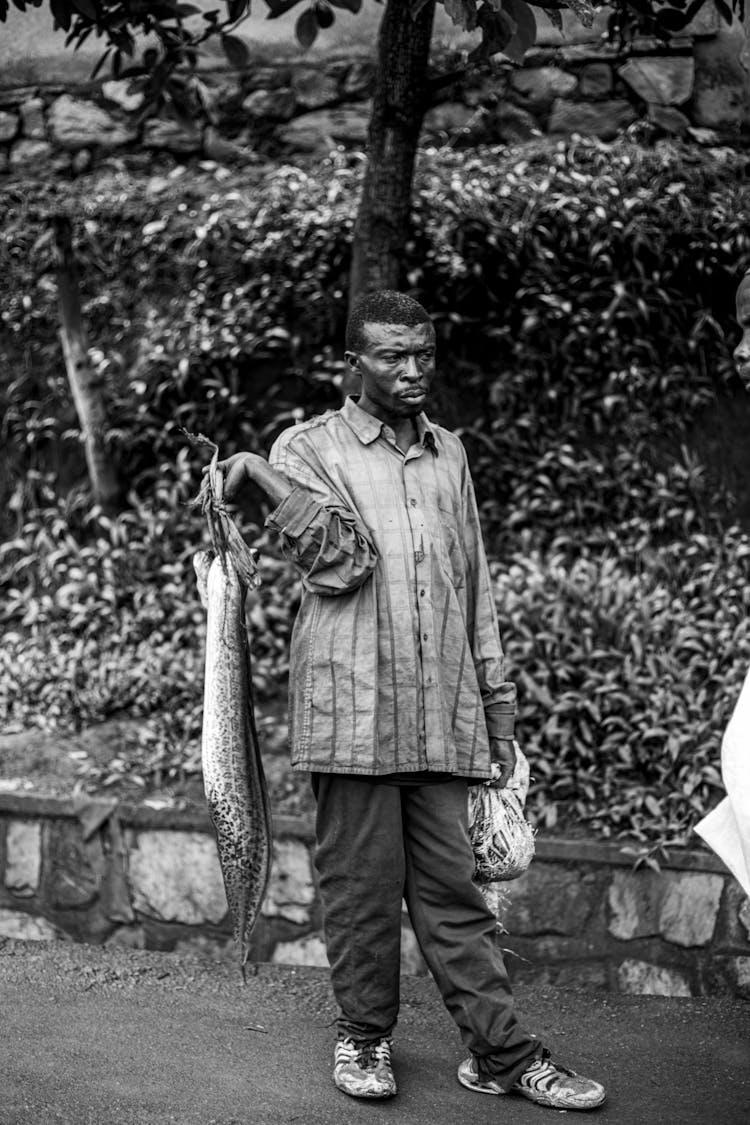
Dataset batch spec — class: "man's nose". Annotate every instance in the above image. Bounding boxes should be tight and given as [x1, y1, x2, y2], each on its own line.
[734, 339, 750, 363]
[402, 355, 420, 380]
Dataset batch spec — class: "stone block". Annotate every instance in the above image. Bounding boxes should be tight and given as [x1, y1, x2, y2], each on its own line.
[660, 873, 724, 946]
[692, 29, 750, 127]
[511, 66, 577, 108]
[578, 62, 613, 100]
[129, 830, 227, 925]
[0, 110, 19, 142]
[617, 958, 691, 997]
[291, 68, 341, 110]
[733, 956, 750, 998]
[243, 66, 292, 92]
[608, 870, 723, 947]
[102, 79, 146, 113]
[272, 933, 329, 968]
[19, 97, 45, 139]
[0, 907, 58, 941]
[9, 139, 53, 169]
[105, 925, 147, 950]
[647, 105, 690, 137]
[242, 88, 296, 122]
[48, 821, 98, 909]
[618, 57, 694, 107]
[548, 98, 637, 139]
[278, 105, 370, 152]
[71, 148, 92, 175]
[5, 819, 41, 897]
[203, 126, 254, 165]
[142, 120, 202, 154]
[48, 94, 136, 149]
[740, 897, 750, 941]
[422, 102, 494, 146]
[263, 839, 315, 926]
[504, 863, 599, 936]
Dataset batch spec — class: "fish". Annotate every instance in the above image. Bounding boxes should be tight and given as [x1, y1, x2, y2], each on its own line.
[190, 433, 272, 979]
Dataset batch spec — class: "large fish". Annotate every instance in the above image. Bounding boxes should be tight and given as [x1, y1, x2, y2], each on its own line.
[192, 436, 272, 978]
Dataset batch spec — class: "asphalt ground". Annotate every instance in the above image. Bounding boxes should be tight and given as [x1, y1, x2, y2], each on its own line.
[1, 939, 749, 1125]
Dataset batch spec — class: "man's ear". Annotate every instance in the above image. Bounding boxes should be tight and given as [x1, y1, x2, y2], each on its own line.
[344, 350, 360, 374]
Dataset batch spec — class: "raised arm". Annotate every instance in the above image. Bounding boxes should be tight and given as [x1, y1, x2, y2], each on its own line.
[216, 449, 378, 597]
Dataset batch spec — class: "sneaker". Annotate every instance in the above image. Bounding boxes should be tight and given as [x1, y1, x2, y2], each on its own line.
[458, 1048, 605, 1110]
[333, 1036, 397, 1099]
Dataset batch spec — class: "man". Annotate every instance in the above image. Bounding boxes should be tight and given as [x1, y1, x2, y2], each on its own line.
[216, 290, 605, 1111]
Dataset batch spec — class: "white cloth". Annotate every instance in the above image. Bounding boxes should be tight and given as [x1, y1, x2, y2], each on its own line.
[694, 668, 750, 897]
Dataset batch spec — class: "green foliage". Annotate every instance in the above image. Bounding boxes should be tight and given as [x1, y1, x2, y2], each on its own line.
[495, 533, 750, 845]
[3, 139, 750, 849]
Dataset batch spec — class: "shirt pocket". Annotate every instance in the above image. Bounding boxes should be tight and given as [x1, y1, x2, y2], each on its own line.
[436, 502, 466, 587]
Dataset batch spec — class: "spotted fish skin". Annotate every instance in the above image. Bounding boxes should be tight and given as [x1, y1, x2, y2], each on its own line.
[195, 548, 272, 973]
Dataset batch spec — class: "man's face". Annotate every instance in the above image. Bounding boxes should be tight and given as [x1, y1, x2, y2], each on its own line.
[346, 322, 437, 420]
[733, 275, 750, 392]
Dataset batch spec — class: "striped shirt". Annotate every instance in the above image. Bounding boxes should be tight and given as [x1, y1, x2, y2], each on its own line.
[265, 395, 516, 778]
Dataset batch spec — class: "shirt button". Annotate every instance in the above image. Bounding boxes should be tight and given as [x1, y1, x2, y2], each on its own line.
[423, 633, 428, 641]
[419, 589, 425, 597]
[409, 498, 417, 507]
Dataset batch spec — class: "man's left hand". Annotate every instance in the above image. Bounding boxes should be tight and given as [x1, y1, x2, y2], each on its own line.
[489, 737, 516, 789]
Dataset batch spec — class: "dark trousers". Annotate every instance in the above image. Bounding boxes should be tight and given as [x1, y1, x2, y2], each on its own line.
[311, 773, 541, 1091]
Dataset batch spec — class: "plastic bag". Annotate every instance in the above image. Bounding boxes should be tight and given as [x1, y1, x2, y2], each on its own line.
[468, 742, 536, 883]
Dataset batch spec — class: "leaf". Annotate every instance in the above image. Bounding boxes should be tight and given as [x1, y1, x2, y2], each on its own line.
[90, 46, 112, 80]
[72, 0, 98, 18]
[50, 0, 72, 31]
[225, 0, 250, 19]
[559, 0, 595, 28]
[220, 32, 251, 67]
[442, 0, 479, 30]
[296, 6, 319, 46]
[472, 5, 516, 59]
[175, 3, 203, 13]
[266, 0, 304, 17]
[505, 0, 536, 41]
[314, 0, 334, 28]
[330, 0, 362, 10]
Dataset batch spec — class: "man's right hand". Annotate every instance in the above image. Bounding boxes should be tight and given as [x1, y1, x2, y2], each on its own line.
[204, 452, 293, 508]
[208, 452, 257, 503]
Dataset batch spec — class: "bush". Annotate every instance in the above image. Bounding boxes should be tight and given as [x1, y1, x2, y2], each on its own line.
[495, 530, 750, 846]
[3, 139, 750, 849]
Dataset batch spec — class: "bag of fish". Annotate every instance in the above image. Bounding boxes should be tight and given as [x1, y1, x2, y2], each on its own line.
[468, 743, 535, 883]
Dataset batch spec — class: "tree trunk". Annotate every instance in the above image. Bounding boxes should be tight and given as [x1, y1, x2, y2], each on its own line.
[54, 215, 122, 512]
[349, 0, 436, 302]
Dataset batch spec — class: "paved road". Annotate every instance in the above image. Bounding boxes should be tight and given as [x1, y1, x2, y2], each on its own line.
[1, 939, 749, 1125]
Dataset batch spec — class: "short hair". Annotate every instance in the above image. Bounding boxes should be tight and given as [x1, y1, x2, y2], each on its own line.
[345, 290, 433, 352]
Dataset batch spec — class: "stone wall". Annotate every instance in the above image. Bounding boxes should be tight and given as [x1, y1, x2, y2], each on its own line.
[0, 8, 747, 177]
[1, 792, 748, 999]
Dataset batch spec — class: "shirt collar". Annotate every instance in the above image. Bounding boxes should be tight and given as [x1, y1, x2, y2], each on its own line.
[341, 395, 438, 452]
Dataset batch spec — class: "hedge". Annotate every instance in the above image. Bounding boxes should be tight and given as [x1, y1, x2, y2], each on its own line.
[2, 137, 750, 851]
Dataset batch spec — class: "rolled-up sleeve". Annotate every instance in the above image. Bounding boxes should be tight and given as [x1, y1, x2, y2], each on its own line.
[266, 436, 378, 596]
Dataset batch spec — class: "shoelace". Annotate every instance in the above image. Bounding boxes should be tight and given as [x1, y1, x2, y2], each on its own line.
[338, 1037, 390, 1072]
[520, 1049, 576, 1091]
